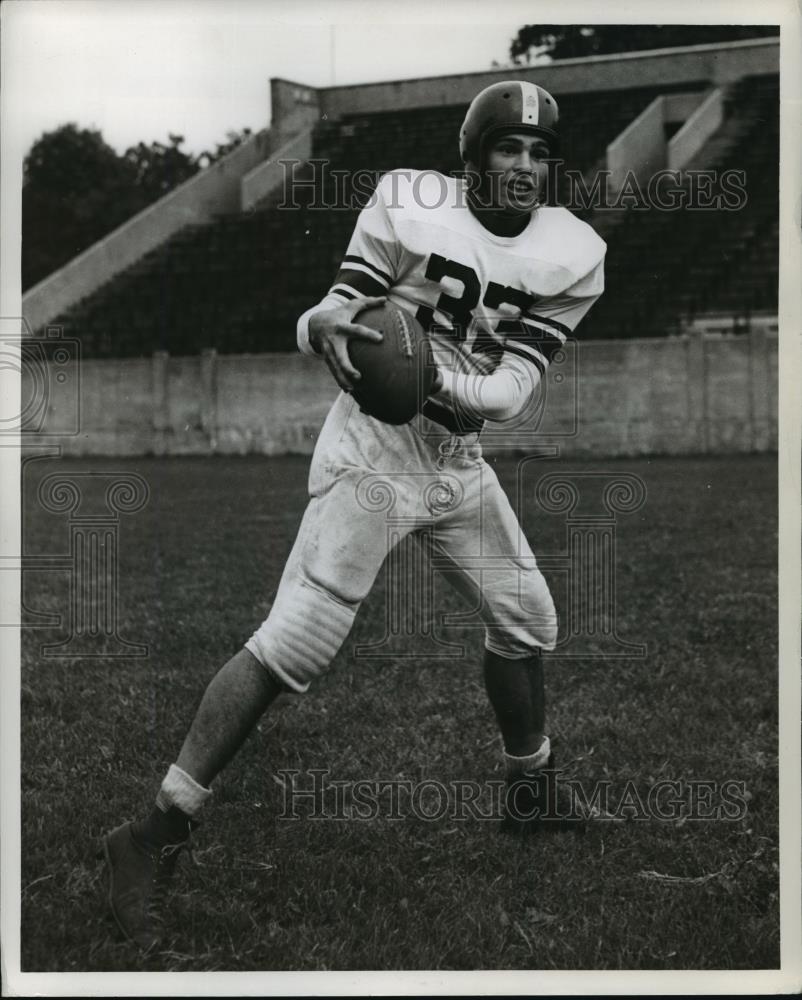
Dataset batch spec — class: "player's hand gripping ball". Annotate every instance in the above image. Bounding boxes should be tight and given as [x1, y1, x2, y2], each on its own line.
[348, 302, 436, 425]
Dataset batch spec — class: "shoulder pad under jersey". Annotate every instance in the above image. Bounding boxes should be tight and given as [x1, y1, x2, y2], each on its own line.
[374, 168, 457, 216]
[531, 207, 606, 285]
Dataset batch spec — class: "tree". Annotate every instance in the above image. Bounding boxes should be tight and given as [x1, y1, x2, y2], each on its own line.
[509, 25, 780, 63]
[123, 134, 200, 201]
[23, 124, 143, 289]
[198, 128, 253, 169]
[22, 124, 253, 290]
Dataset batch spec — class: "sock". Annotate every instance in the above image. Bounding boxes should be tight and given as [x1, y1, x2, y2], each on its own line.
[504, 735, 551, 778]
[132, 764, 212, 848]
[156, 763, 212, 816]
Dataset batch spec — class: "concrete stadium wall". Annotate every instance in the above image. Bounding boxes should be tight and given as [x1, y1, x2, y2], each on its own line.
[668, 89, 725, 170]
[607, 97, 668, 193]
[270, 78, 322, 145]
[240, 129, 314, 210]
[32, 332, 777, 459]
[606, 89, 724, 190]
[316, 38, 779, 118]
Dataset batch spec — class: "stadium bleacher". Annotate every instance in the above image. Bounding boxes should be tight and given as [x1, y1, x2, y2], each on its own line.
[48, 71, 779, 356]
[583, 73, 779, 339]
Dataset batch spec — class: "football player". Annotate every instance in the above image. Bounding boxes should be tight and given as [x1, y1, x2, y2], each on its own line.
[104, 80, 606, 951]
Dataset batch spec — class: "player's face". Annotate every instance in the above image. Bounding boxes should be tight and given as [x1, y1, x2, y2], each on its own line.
[483, 132, 551, 214]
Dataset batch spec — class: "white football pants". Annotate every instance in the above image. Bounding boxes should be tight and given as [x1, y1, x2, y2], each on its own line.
[246, 394, 557, 692]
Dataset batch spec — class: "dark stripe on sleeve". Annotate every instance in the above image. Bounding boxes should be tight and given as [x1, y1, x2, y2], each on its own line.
[342, 254, 393, 285]
[330, 287, 357, 301]
[471, 328, 505, 366]
[497, 320, 563, 363]
[524, 312, 572, 337]
[503, 341, 546, 377]
[332, 268, 388, 297]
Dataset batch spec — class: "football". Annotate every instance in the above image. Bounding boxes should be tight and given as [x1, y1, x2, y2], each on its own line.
[348, 302, 436, 425]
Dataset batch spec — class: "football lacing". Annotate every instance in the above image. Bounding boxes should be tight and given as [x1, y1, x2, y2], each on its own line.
[395, 308, 414, 358]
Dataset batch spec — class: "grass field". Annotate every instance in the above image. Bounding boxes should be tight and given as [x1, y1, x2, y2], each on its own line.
[19, 453, 779, 972]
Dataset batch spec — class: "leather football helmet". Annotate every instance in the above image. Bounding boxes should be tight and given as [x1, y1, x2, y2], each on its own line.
[459, 80, 560, 165]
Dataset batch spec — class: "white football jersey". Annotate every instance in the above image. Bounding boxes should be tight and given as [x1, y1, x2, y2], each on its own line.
[300, 169, 606, 432]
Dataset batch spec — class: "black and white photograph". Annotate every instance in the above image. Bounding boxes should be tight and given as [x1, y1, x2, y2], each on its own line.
[1, 0, 800, 994]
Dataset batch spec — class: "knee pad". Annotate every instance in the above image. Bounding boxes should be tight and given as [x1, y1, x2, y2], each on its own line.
[246, 576, 359, 693]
